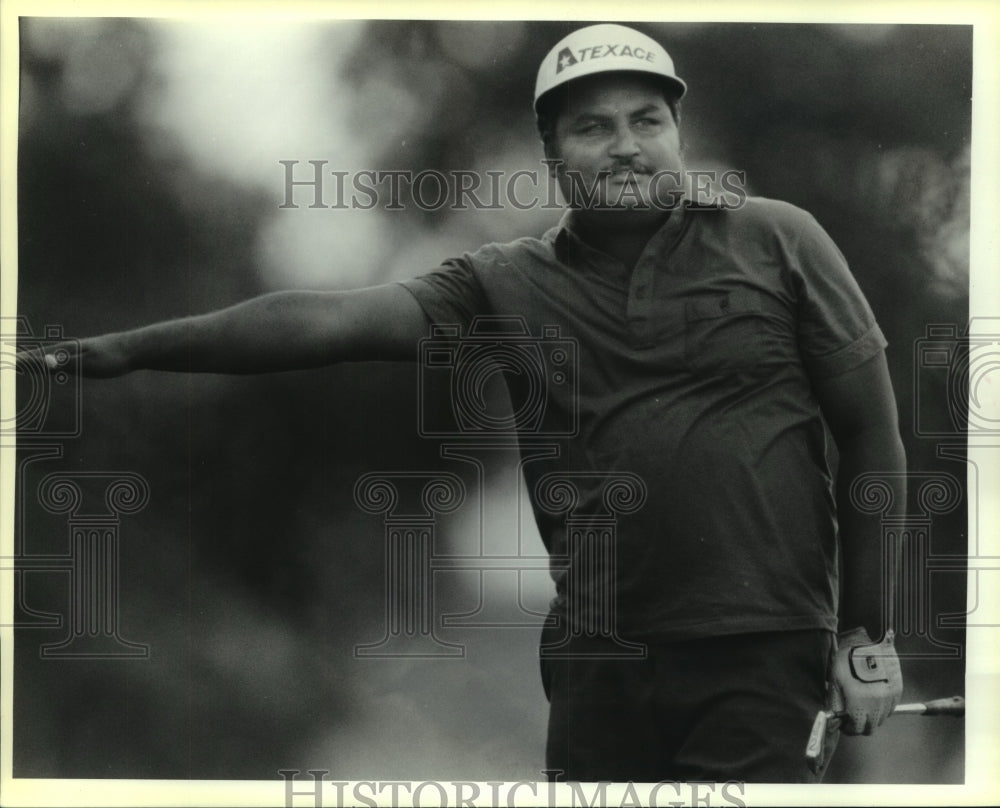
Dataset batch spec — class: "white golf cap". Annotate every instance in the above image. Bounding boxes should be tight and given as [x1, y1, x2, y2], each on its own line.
[534, 24, 687, 112]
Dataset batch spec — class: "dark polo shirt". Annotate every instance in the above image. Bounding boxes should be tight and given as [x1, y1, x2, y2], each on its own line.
[400, 196, 887, 641]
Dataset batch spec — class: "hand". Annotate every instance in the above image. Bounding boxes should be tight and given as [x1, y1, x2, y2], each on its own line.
[17, 333, 133, 379]
[831, 627, 903, 735]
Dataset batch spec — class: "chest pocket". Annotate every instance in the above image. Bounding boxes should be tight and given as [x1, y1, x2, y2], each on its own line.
[683, 288, 792, 375]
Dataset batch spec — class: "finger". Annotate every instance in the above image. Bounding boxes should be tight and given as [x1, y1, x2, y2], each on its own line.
[829, 685, 845, 713]
[15, 342, 76, 369]
[13, 346, 46, 366]
[40, 342, 81, 374]
[841, 710, 869, 736]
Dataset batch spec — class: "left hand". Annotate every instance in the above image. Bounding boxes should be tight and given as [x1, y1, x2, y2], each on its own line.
[830, 627, 903, 735]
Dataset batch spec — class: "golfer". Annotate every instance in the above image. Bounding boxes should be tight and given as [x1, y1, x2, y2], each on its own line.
[27, 24, 905, 782]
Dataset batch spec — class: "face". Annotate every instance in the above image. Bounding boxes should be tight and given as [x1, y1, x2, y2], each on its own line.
[544, 73, 684, 212]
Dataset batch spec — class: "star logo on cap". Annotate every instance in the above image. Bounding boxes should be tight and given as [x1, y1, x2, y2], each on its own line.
[555, 47, 578, 74]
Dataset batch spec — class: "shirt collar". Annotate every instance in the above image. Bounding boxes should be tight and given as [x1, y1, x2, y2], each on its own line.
[553, 194, 720, 264]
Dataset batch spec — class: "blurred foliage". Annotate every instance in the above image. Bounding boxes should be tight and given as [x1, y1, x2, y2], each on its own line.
[13, 19, 969, 783]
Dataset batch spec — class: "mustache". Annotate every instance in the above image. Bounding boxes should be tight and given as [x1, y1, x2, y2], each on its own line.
[598, 163, 654, 176]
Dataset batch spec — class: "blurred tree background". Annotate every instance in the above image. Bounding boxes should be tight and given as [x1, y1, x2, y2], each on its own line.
[13, 18, 969, 783]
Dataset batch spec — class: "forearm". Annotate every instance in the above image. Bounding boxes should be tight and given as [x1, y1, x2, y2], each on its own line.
[835, 426, 907, 639]
[73, 285, 427, 376]
[121, 291, 346, 373]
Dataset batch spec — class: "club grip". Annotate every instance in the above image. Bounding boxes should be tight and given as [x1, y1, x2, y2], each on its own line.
[805, 710, 827, 759]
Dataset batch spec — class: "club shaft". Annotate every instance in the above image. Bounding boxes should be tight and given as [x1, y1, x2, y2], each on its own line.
[824, 695, 964, 720]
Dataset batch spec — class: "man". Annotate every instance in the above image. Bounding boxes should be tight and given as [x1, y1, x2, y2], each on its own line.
[25, 24, 904, 782]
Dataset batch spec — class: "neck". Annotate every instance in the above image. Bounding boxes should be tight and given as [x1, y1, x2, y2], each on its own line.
[571, 207, 672, 270]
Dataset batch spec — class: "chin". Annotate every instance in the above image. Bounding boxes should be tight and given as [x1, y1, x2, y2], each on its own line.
[597, 192, 660, 212]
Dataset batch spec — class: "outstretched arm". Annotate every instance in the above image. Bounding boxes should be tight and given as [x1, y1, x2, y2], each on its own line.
[27, 284, 431, 377]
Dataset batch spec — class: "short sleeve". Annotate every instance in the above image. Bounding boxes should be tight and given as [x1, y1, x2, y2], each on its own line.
[792, 214, 888, 380]
[398, 256, 491, 331]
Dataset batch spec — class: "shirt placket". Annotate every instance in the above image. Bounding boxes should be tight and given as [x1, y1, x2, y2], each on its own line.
[625, 206, 688, 347]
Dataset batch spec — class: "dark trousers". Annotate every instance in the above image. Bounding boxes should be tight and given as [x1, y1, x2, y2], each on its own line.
[540, 625, 836, 783]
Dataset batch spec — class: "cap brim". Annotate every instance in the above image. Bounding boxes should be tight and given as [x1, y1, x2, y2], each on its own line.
[534, 69, 687, 113]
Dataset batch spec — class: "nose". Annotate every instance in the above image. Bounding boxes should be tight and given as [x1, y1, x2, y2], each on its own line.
[608, 124, 640, 158]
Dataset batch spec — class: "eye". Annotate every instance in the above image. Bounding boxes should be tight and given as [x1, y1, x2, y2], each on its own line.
[576, 121, 609, 134]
